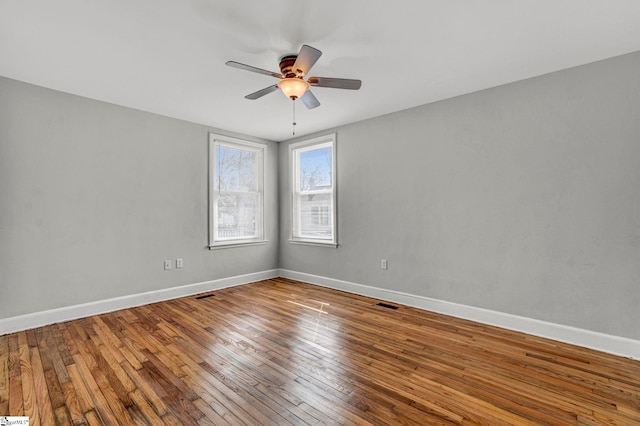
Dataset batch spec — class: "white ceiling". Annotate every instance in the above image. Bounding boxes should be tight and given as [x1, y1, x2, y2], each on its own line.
[2, 1, 640, 142]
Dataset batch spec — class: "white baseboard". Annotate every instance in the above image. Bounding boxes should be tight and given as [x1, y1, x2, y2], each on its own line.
[279, 269, 640, 360]
[0, 269, 279, 335]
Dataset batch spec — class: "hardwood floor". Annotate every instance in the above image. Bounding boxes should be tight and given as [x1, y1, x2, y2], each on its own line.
[1, 278, 639, 425]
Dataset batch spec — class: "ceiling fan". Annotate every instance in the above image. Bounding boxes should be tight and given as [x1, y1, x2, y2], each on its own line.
[226, 44, 362, 109]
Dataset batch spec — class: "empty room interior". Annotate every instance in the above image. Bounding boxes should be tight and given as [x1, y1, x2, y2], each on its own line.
[2, 1, 640, 424]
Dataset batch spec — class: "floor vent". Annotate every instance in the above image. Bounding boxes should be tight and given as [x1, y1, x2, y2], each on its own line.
[195, 293, 215, 300]
[376, 302, 399, 310]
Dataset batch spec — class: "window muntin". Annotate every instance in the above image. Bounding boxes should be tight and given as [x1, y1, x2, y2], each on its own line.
[290, 135, 336, 246]
[209, 134, 265, 247]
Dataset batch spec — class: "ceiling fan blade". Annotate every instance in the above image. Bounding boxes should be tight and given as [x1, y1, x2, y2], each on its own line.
[300, 90, 320, 109]
[226, 61, 283, 79]
[308, 77, 361, 90]
[292, 45, 322, 76]
[245, 84, 280, 100]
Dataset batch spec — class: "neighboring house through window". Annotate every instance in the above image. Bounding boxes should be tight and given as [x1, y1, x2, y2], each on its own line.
[209, 133, 265, 248]
[290, 133, 337, 247]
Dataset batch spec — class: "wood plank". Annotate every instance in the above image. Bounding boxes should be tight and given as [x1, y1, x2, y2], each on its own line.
[8, 334, 24, 416]
[53, 405, 73, 426]
[18, 332, 39, 424]
[0, 335, 8, 416]
[65, 363, 94, 423]
[60, 380, 86, 426]
[84, 409, 103, 426]
[43, 325, 71, 386]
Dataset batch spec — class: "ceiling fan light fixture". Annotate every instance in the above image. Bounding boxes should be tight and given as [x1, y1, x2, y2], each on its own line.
[277, 78, 309, 100]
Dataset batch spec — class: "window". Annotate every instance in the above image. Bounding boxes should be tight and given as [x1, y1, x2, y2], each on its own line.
[290, 134, 336, 246]
[209, 134, 265, 248]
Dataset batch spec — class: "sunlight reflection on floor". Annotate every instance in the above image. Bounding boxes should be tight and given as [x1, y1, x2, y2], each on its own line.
[286, 297, 333, 344]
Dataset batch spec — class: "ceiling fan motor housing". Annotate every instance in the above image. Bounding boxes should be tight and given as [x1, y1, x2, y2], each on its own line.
[279, 55, 301, 77]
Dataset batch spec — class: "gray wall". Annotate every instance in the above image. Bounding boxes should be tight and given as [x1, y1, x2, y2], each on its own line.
[0, 77, 279, 319]
[279, 51, 640, 340]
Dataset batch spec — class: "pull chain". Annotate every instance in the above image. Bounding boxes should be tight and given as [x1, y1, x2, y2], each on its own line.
[292, 99, 296, 136]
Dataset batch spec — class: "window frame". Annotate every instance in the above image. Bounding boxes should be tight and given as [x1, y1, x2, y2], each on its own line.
[208, 133, 266, 249]
[289, 133, 337, 247]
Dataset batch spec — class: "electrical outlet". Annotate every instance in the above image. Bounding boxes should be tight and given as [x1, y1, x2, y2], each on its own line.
[381, 259, 388, 270]
[176, 258, 183, 269]
[164, 260, 172, 270]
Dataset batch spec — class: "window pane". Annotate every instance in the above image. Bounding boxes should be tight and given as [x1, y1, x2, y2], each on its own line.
[217, 192, 258, 239]
[215, 145, 257, 192]
[297, 192, 333, 239]
[299, 147, 332, 191]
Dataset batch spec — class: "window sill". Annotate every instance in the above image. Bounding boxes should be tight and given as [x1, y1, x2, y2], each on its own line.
[288, 239, 338, 248]
[209, 240, 268, 250]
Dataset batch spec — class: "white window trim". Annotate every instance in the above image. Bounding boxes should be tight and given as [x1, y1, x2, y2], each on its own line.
[208, 133, 267, 249]
[289, 133, 337, 248]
